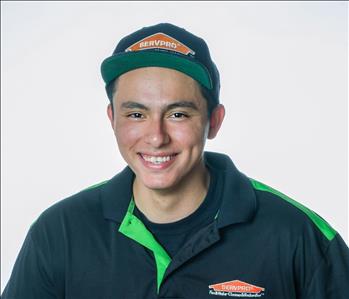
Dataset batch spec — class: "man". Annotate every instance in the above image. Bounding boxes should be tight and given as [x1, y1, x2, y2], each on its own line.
[2, 23, 349, 299]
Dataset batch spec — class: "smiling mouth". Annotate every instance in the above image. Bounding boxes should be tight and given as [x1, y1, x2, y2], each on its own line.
[140, 153, 177, 165]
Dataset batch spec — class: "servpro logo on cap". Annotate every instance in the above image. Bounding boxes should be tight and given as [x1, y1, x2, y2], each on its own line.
[125, 32, 195, 56]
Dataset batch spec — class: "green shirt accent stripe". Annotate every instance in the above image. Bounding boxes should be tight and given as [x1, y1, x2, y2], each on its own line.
[84, 180, 109, 191]
[249, 178, 337, 241]
[214, 210, 220, 220]
[118, 198, 172, 293]
[32, 180, 110, 228]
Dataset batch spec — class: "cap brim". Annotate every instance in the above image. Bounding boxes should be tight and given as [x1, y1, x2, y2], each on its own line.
[101, 51, 213, 89]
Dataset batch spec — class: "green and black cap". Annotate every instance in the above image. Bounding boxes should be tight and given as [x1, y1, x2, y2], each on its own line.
[101, 23, 220, 105]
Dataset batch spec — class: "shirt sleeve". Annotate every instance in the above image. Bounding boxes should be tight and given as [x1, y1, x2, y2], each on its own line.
[2, 226, 58, 299]
[302, 233, 349, 299]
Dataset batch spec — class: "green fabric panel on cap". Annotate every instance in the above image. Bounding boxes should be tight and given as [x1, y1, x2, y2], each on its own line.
[101, 51, 213, 89]
[118, 198, 172, 293]
[249, 178, 337, 241]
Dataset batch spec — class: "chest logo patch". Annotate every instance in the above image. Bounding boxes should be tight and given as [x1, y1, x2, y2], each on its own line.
[209, 280, 265, 297]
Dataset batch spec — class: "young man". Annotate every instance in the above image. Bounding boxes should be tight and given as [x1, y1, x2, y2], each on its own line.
[3, 23, 349, 299]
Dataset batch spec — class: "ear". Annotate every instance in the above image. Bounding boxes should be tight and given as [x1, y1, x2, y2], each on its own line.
[107, 104, 115, 128]
[208, 104, 225, 139]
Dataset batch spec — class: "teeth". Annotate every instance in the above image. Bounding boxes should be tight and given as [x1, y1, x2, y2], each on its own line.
[143, 155, 172, 164]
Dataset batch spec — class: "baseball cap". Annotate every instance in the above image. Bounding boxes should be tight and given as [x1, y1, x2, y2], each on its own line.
[101, 23, 220, 105]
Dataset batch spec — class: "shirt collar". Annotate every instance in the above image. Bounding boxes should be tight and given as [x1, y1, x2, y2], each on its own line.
[100, 152, 257, 227]
[100, 166, 135, 223]
[204, 152, 257, 228]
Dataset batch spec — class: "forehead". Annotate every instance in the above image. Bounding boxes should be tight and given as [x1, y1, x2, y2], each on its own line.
[114, 67, 206, 108]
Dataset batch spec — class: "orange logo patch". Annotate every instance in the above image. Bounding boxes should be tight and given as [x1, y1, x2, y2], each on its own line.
[125, 32, 195, 56]
[209, 280, 265, 297]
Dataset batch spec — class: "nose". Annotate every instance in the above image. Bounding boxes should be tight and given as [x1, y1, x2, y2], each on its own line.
[144, 117, 170, 148]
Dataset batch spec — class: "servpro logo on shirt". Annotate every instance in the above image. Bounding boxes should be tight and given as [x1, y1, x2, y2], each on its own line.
[209, 280, 265, 297]
[125, 32, 195, 56]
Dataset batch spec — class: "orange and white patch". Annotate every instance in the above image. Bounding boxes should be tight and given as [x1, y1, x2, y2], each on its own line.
[125, 32, 195, 56]
[209, 280, 265, 297]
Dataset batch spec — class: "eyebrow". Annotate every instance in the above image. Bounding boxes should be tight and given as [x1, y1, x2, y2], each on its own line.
[121, 101, 149, 110]
[120, 100, 199, 111]
[167, 101, 199, 111]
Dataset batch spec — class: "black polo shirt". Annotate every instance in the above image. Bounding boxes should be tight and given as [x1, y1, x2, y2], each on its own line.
[133, 161, 222, 258]
[2, 152, 349, 299]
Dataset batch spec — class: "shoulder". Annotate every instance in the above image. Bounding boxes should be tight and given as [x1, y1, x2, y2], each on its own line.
[29, 166, 134, 237]
[46, 180, 108, 216]
[249, 178, 337, 248]
[30, 180, 110, 235]
[249, 179, 349, 295]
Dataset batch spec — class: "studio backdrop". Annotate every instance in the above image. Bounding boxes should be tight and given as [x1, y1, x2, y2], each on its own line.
[1, 1, 347, 291]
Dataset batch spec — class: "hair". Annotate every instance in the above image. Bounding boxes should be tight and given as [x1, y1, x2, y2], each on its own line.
[105, 77, 218, 118]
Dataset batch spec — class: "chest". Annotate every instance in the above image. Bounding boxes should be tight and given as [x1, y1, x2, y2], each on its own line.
[61, 224, 297, 299]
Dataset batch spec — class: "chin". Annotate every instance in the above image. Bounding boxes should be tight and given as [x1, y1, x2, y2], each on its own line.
[141, 175, 178, 191]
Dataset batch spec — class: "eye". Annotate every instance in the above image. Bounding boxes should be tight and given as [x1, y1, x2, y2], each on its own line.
[128, 112, 144, 119]
[170, 112, 188, 119]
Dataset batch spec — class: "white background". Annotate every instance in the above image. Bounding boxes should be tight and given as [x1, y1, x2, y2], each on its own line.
[1, 1, 348, 292]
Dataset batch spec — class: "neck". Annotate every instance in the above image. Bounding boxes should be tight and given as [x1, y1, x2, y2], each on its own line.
[133, 161, 210, 224]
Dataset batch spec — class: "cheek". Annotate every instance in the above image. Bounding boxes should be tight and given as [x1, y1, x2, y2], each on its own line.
[114, 121, 143, 147]
[170, 121, 208, 147]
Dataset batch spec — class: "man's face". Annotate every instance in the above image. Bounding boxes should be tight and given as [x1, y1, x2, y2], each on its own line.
[107, 67, 224, 192]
